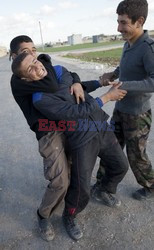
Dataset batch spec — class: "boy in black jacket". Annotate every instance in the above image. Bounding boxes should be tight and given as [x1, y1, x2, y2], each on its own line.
[10, 35, 86, 242]
[12, 52, 128, 241]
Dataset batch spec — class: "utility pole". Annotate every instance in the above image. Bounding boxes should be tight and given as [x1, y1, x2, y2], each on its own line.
[39, 21, 44, 51]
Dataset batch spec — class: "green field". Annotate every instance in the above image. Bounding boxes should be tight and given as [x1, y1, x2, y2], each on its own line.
[64, 48, 123, 66]
[37, 41, 123, 53]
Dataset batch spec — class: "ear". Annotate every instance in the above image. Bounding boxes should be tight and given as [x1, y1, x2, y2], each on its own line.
[137, 16, 145, 27]
[11, 53, 17, 60]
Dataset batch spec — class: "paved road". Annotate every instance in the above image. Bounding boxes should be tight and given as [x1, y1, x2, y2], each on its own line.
[0, 55, 154, 250]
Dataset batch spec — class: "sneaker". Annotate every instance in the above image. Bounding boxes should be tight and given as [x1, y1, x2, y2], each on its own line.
[100, 191, 121, 207]
[132, 187, 154, 200]
[62, 211, 83, 241]
[91, 184, 121, 207]
[37, 210, 55, 241]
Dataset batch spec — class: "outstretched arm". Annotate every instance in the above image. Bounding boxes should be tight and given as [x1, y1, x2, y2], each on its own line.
[33, 84, 127, 121]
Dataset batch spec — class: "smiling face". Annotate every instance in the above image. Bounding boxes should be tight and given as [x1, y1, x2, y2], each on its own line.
[117, 14, 144, 45]
[20, 54, 47, 81]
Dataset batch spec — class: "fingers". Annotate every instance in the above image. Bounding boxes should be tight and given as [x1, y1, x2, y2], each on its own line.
[70, 86, 74, 95]
[75, 92, 85, 104]
[99, 77, 110, 86]
[71, 83, 85, 103]
[113, 82, 122, 88]
[117, 91, 127, 101]
[76, 96, 80, 104]
[78, 93, 85, 103]
[80, 93, 85, 102]
[109, 88, 127, 101]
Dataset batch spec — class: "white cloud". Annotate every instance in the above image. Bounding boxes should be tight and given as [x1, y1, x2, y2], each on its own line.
[58, 1, 78, 9]
[40, 5, 55, 15]
[13, 12, 32, 22]
[0, 16, 4, 21]
[102, 7, 115, 17]
[1, 0, 154, 49]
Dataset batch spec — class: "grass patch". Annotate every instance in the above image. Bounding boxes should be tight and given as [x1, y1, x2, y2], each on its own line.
[37, 41, 123, 53]
[64, 48, 122, 66]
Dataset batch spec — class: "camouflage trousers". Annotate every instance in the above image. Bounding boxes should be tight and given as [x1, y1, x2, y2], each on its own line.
[98, 109, 154, 189]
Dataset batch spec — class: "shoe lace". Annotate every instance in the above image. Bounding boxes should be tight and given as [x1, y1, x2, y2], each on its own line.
[68, 215, 76, 227]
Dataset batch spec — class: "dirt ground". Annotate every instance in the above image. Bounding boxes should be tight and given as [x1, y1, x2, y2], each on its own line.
[0, 54, 154, 250]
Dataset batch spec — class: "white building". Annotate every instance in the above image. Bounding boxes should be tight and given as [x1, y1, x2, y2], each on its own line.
[0, 46, 7, 57]
[67, 34, 82, 45]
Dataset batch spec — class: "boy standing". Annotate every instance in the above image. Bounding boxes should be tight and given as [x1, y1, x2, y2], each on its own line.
[92, 0, 154, 201]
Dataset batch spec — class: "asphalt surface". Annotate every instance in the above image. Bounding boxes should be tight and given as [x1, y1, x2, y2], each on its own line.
[0, 55, 154, 250]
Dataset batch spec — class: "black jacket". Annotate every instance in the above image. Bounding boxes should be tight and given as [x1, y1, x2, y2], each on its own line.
[33, 65, 109, 150]
[10, 54, 82, 140]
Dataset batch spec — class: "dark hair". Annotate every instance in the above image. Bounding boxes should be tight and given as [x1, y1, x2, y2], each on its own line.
[11, 52, 29, 78]
[116, 0, 148, 24]
[9, 35, 33, 60]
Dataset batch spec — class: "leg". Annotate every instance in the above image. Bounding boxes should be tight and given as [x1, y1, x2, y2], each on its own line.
[92, 109, 126, 196]
[123, 110, 154, 199]
[38, 131, 69, 241]
[98, 130, 128, 194]
[63, 137, 99, 240]
[98, 110, 125, 182]
[91, 130, 128, 207]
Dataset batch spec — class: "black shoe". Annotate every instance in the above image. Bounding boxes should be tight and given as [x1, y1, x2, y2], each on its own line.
[62, 211, 83, 241]
[37, 210, 55, 241]
[100, 191, 121, 207]
[91, 182, 101, 201]
[91, 184, 121, 207]
[132, 187, 154, 201]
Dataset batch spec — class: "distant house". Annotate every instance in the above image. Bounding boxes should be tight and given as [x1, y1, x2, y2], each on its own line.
[0, 46, 7, 57]
[67, 34, 82, 45]
[82, 36, 92, 44]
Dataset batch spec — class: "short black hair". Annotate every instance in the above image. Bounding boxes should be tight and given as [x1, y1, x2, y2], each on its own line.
[10, 35, 33, 54]
[116, 0, 148, 24]
[9, 35, 33, 60]
[11, 52, 29, 78]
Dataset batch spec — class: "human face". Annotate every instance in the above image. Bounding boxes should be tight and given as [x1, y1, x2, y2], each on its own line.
[117, 14, 143, 45]
[20, 54, 47, 81]
[12, 42, 37, 59]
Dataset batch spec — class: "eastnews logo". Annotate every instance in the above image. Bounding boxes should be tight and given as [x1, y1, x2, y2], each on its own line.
[38, 119, 115, 132]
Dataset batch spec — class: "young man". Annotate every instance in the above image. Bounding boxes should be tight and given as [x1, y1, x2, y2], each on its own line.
[92, 0, 154, 202]
[10, 35, 87, 242]
[12, 52, 128, 241]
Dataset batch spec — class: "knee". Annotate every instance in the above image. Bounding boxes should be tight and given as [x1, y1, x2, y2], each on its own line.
[122, 159, 129, 175]
[118, 156, 129, 176]
[45, 168, 69, 191]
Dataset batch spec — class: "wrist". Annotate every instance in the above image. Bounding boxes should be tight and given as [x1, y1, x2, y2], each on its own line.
[100, 93, 110, 104]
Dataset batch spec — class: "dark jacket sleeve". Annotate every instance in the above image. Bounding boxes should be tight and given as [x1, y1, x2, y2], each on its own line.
[70, 72, 81, 83]
[81, 80, 100, 93]
[53, 65, 100, 93]
[33, 92, 100, 121]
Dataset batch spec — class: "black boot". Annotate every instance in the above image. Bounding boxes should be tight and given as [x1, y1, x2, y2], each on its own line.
[91, 183, 121, 207]
[132, 187, 154, 200]
[62, 210, 83, 241]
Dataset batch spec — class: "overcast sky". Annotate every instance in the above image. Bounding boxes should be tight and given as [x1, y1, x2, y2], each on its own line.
[0, 0, 154, 48]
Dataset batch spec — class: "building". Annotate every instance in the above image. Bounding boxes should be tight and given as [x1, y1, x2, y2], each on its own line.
[0, 46, 7, 57]
[67, 34, 82, 45]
